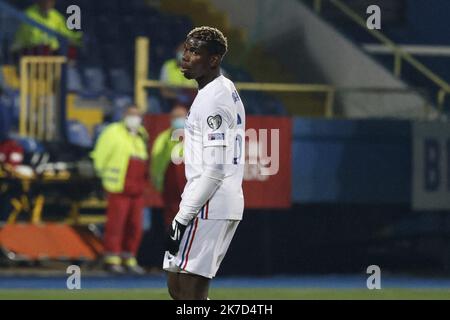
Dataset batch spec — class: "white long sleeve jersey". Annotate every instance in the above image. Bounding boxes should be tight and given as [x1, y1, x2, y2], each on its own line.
[180, 75, 246, 221]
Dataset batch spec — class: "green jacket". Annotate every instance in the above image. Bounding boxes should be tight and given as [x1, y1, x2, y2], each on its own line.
[151, 127, 183, 192]
[91, 122, 149, 193]
[159, 59, 196, 86]
[12, 4, 82, 51]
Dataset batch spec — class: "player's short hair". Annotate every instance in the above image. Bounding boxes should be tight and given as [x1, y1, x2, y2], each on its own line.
[187, 26, 228, 56]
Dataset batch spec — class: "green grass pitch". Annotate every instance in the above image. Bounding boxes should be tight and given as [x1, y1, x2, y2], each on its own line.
[1, 288, 450, 300]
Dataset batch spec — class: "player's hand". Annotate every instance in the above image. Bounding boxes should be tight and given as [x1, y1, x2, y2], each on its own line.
[166, 219, 187, 256]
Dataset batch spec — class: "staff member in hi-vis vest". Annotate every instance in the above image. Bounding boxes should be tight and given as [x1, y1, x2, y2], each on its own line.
[151, 103, 187, 230]
[91, 105, 149, 275]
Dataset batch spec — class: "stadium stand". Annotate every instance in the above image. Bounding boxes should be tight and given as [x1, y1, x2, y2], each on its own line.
[0, 0, 287, 146]
[2, 0, 450, 282]
[304, 0, 450, 116]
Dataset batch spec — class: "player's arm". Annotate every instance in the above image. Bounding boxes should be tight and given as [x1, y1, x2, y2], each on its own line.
[176, 155, 225, 224]
[166, 158, 225, 254]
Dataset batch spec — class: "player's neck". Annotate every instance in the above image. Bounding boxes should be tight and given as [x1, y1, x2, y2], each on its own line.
[196, 70, 221, 90]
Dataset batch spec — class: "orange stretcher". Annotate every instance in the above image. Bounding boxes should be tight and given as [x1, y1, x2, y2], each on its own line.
[0, 164, 104, 263]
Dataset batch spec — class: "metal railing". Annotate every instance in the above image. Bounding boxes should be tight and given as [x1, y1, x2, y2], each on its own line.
[1, 0, 72, 142]
[20, 56, 66, 141]
[141, 79, 336, 117]
[134, 32, 436, 119]
[134, 37, 336, 117]
[311, 0, 450, 112]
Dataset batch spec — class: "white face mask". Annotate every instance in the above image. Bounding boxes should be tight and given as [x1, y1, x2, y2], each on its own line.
[176, 50, 183, 64]
[124, 115, 142, 130]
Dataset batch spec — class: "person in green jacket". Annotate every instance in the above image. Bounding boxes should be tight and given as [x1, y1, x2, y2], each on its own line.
[12, 0, 82, 57]
[151, 103, 187, 229]
[91, 105, 149, 275]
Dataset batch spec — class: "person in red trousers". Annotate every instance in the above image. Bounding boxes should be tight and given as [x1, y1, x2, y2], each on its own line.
[91, 105, 149, 275]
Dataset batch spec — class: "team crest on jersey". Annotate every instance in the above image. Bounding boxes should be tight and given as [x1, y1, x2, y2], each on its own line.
[232, 90, 240, 103]
[207, 115, 222, 130]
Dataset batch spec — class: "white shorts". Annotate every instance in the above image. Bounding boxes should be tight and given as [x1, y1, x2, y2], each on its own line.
[163, 217, 240, 279]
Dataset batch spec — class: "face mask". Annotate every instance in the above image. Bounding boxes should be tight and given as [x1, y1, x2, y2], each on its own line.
[124, 115, 142, 130]
[176, 51, 183, 64]
[171, 117, 185, 130]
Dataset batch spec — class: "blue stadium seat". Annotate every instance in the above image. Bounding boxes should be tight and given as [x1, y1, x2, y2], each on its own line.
[67, 120, 92, 148]
[12, 135, 45, 154]
[147, 95, 162, 114]
[67, 65, 84, 92]
[0, 66, 4, 88]
[112, 94, 133, 109]
[0, 89, 20, 129]
[108, 68, 133, 95]
[0, 95, 10, 140]
[82, 67, 106, 95]
[110, 95, 133, 121]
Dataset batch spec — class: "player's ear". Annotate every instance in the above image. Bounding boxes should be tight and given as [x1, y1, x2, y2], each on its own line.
[209, 54, 221, 68]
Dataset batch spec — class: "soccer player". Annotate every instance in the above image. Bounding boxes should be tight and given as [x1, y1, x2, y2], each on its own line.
[163, 26, 246, 300]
